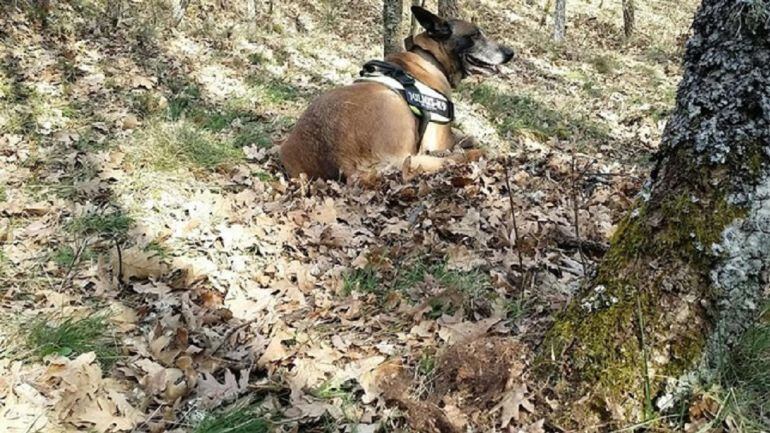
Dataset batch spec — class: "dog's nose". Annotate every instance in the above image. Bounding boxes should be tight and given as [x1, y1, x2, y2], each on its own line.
[501, 46, 515, 63]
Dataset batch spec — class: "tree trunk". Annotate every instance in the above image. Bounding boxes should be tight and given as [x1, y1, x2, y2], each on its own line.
[172, 0, 190, 27]
[409, 0, 425, 36]
[383, 0, 404, 57]
[438, 0, 461, 18]
[537, 0, 770, 428]
[622, 0, 635, 38]
[552, 0, 566, 42]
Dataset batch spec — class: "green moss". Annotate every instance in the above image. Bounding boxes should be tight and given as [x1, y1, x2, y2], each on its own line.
[603, 190, 744, 272]
[541, 286, 645, 388]
[538, 182, 748, 422]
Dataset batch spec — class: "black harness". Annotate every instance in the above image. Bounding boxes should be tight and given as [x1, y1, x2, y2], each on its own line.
[357, 60, 455, 146]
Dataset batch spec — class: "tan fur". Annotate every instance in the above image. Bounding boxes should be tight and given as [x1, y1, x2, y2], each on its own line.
[278, 9, 520, 181]
[280, 36, 467, 180]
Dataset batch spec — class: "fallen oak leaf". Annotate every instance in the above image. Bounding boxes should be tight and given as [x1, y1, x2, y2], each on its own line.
[494, 383, 533, 428]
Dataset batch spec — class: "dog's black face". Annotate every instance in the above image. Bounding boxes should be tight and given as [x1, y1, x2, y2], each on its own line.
[412, 6, 514, 77]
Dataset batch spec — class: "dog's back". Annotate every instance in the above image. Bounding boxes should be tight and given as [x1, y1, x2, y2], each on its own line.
[280, 75, 420, 180]
[280, 7, 514, 180]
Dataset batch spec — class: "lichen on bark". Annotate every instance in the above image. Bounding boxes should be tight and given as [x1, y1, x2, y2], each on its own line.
[536, 0, 770, 428]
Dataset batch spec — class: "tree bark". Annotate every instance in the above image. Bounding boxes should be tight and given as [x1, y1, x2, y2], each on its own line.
[438, 0, 461, 18]
[172, 0, 190, 27]
[383, 0, 404, 57]
[622, 0, 635, 38]
[537, 0, 770, 428]
[552, 0, 566, 42]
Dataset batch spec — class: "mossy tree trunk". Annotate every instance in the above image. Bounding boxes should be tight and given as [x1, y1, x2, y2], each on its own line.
[383, 0, 404, 57]
[537, 0, 770, 428]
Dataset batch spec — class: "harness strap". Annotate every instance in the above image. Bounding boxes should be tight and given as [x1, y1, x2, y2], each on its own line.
[356, 60, 453, 148]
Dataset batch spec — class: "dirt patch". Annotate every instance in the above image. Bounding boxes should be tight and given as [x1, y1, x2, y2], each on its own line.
[436, 337, 523, 408]
[376, 337, 526, 432]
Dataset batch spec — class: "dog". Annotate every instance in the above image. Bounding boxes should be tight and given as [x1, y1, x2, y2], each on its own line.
[280, 6, 514, 180]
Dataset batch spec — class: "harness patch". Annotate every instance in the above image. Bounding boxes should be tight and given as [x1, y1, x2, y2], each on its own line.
[355, 60, 454, 124]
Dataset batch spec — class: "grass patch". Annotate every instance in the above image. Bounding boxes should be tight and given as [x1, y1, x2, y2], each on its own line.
[0, 184, 6, 202]
[193, 401, 270, 433]
[713, 304, 770, 431]
[52, 245, 78, 267]
[505, 296, 529, 323]
[418, 352, 436, 376]
[393, 259, 491, 295]
[68, 211, 133, 238]
[253, 170, 275, 182]
[168, 84, 202, 121]
[144, 240, 171, 259]
[247, 75, 300, 104]
[591, 54, 619, 75]
[128, 121, 244, 171]
[469, 84, 608, 142]
[233, 123, 273, 149]
[342, 267, 380, 295]
[25, 313, 118, 366]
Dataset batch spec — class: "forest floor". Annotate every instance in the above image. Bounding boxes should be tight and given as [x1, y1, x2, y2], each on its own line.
[6, 0, 765, 432]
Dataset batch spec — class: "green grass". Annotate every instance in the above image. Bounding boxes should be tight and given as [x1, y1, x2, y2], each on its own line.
[252, 170, 275, 182]
[144, 240, 170, 259]
[591, 54, 619, 75]
[246, 75, 300, 104]
[168, 84, 202, 121]
[713, 305, 770, 431]
[233, 123, 273, 149]
[418, 352, 436, 376]
[51, 245, 94, 268]
[311, 380, 355, 403]
[342, 267, 380, 295]
[68, 212, 133, 238]
[505, 296, 529, 323]
[0, 184, 6, 202]
[247, 52, 268, 65]
[128, 121, 244, 171]
[469, 84, 608, 142]
[25, 313, 118, 366]
[193, 401, 270, 433]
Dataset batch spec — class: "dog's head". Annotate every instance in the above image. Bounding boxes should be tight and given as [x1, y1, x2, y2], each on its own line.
[409, 6, 514, 83]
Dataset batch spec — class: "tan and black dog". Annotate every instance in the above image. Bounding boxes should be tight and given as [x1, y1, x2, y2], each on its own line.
[280, 6, 514, 180]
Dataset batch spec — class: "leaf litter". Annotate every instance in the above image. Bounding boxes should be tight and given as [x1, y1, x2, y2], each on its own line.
[0, 0, 697, 431]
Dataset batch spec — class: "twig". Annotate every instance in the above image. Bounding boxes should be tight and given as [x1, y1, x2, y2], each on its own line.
[209, 317, 261, 356]
[636, 295, 653, 420]
[570, 148, 587, 277]
[114, 236, 124, 289]
[57, 236, 91, 292]
[503, 156, 524, 269]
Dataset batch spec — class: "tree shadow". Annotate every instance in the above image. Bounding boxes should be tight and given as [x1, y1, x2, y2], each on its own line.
[468, 83, 611, 145]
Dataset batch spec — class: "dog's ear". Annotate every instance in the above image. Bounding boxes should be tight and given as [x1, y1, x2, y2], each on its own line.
[411, 6, 451, 40]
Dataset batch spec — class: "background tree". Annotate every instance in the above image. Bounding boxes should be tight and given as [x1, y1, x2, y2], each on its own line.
[409, 0, 425, 36]
[172, 0, 190, 27]
[553, 0, 566, 42]
[622, 0, 635, 37]
[438, 0, 461, 18]
[383, 0, 404, 56]
[537, 0, 770, 427]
